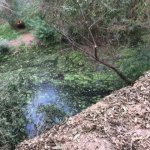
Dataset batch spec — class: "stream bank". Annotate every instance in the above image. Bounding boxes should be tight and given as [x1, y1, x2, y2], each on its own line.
[1, 41, 120, 149]
[16, 71, 150, 150]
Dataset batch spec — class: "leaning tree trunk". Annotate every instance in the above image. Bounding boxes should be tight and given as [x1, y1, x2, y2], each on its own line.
[56, 30, 132, 85]
[94, 47, 132, 85]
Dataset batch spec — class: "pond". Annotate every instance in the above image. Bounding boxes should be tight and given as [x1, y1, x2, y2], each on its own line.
[0, 45, 115, 141]
[25, 83, 73, 138]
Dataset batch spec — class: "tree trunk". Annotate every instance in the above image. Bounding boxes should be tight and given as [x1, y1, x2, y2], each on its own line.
[54, 27, 132, 85]
[94, 47, 132, 85]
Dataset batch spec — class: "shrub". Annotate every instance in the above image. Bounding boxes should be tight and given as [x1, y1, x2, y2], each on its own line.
[29, 17, 58, 45]
[0, 77, 30, 149]
[0, 24, 19, 40]
[0, 39, 9, 56]
[39, 0, 150, 47]
[118, 45, 150, 81]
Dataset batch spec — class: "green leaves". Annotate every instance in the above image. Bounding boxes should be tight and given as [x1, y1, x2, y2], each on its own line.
[0, 23, 19, 40]
[0, 78, 29, 148]
[29, 17, 58, 45]
[0, 44, 118, 148]
[117, 45, 150, 81]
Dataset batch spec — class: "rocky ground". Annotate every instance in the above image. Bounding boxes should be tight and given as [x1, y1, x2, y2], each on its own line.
[16, 71, 150, 150]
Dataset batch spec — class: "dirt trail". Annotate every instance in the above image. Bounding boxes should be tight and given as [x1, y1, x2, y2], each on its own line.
[9, 33, 37, 47]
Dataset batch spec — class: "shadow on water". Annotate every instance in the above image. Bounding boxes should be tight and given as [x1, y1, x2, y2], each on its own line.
[25, 83, 72, 138]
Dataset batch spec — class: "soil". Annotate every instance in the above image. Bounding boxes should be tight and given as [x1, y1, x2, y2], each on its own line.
[9, 33, 37, 47]
[16, 71, 150, 150]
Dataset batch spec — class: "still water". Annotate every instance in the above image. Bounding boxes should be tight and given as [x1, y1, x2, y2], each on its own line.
[0, 46, 104, 140]
[25, 83, 72, 138]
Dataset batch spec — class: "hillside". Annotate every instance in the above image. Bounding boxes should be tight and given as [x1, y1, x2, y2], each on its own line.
[16, 71, 150, 150]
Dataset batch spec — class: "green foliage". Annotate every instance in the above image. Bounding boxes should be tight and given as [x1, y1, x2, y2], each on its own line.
[118, 45, 150, 81]
[0, 37, 149, 149]
[0, 38, 10, 62]
[0, 0, 20, 26]
[0, 76, 31, 149]
[0, 39, 9, 55]
[40, 0, 150, 46]
[0, 24, 19, 40]
[29, 17, 58, 44]
[0, 0, 33, 30]
[0, 0, 150, 148]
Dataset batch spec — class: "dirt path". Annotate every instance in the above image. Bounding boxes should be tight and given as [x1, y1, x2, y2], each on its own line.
[9, 33, 37, 47]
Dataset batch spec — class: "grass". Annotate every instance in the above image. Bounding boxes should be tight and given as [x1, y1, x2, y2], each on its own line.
[0, 23, 19, 40]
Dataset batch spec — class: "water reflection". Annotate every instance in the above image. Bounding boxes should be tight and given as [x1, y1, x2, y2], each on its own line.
[25, 84, 71, 138]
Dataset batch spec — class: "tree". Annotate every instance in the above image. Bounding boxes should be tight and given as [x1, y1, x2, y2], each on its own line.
[0, 0, 17, 25]
[22, 0, 150, 84]
[0, 0, 27, 26]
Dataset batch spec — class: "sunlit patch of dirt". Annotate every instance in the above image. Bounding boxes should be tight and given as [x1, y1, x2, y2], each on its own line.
[9, 33, 37, 47]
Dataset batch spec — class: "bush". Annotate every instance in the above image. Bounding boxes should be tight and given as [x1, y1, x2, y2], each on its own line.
[0, 39, 9, 56]
[0, 76, 32, 149]
[118, 45, 150, 81]
[29, 17, 58, 45]
[0, 24, 19, 40]
[39, 0, 150, 47]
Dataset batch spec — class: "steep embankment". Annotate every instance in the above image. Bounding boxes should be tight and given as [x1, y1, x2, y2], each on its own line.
[16, 71, 150, 150]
